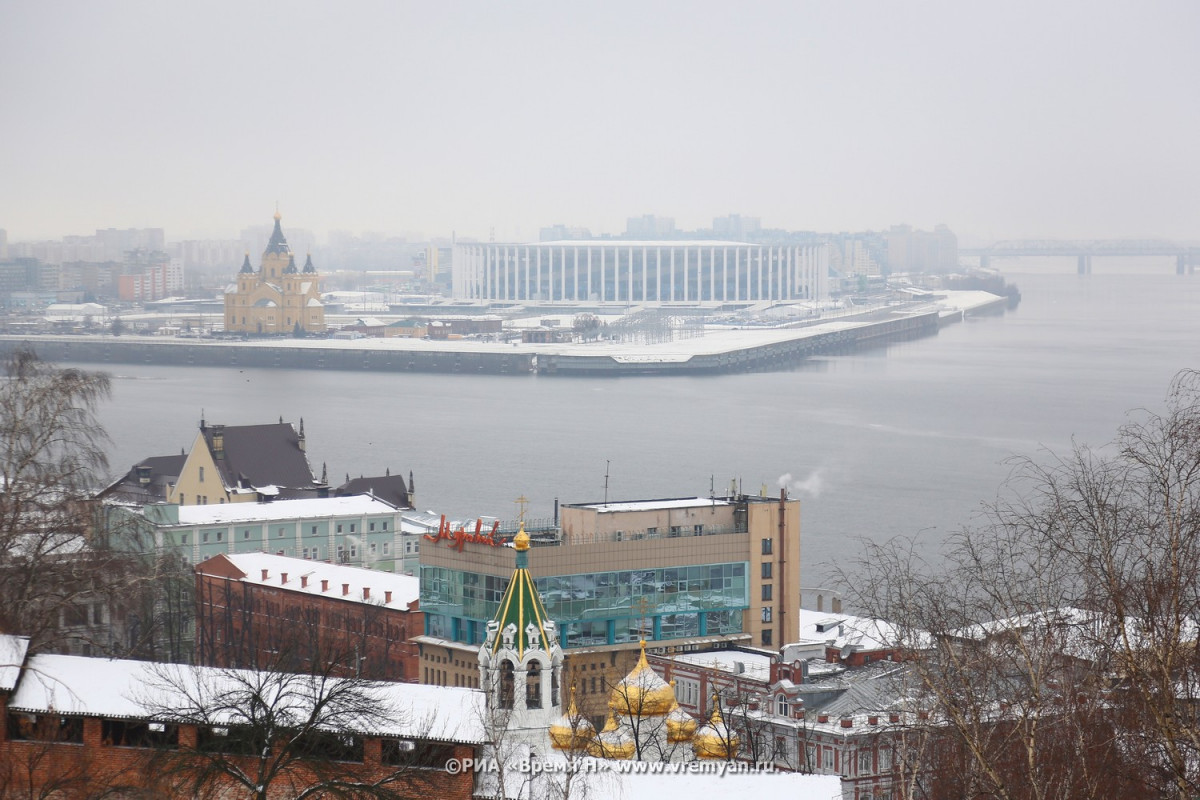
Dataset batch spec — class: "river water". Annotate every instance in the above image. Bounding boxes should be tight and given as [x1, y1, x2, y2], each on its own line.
[81, 257, 1200, 586]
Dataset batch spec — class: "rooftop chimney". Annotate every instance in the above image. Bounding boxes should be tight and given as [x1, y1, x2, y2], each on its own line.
[281, 572, 288, 584]
[300, 575, 308, 588]
[342, 583, 350, 597]
[321, 579, 329, 592]
[363, 587, 370, 600]
[261, 569, 269, 581]
[384, 591, 392, 604]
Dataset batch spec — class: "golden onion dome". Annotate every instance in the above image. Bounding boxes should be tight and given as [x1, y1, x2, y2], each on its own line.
[666, 685, 698, 742]
[587, 711, 635, 760]
[609, 641, 676, 717]
[513, 524, 531, 551]
[549, 688, 596, 751]
[692, 697, 739, 760]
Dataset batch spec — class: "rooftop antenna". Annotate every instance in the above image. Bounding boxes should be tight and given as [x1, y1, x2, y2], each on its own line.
[603, 460, 610, 507]
[710, 475, 715, 506]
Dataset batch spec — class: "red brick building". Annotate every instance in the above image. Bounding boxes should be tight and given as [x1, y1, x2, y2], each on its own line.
[0, 634, 481, 799]
[195, 552, 422, 681]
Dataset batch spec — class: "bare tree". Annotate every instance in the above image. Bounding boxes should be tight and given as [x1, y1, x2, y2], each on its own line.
[842, 371, 1200, 799]
[0, 345, 116, 653]
[139, 647, 447, 800]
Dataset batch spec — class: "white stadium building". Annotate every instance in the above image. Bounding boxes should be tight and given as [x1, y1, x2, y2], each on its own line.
[453, 241, 830, 304]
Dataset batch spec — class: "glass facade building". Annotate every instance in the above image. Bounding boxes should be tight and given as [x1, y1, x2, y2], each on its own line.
[421, 562, 748, 649]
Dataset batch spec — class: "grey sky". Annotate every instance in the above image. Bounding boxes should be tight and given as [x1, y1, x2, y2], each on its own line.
[2, 1, 1196, 243]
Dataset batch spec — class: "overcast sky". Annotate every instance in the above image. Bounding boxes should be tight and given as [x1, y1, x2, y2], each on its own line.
[2, 1, 1197, 244]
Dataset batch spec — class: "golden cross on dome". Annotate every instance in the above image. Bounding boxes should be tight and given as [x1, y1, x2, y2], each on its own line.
[514, 494, 530, 523]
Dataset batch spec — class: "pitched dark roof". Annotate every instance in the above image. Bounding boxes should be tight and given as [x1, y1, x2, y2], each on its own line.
[336, 474, 411, 509]
[263, 214, 290, 257]
[203, 422, 319, 494]
[283, 254, 298, 274]
[302, 253, 316, 273]
[98, 453, 188, 504]
[239, 253, 254, 274]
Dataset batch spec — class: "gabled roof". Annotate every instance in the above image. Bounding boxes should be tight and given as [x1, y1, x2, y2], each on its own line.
[239, 253, 253, 274]
[302, 253, 316, 274]
[98, 453, 188, 504]
[198, 552, 420, 609]
[201, 422, 319, 494]
[337, 474, 410, 509]
[6, 651, 487, 744]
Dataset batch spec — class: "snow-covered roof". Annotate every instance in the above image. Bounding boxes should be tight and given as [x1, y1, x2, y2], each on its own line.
[790, 608, 928, 654]
[670, 649, 773, 682]
[0, 634, 30, 692]
[532, 240, 757, 248]
[577, 497, 732, 513]
[7, 653, 487, 744]
[209, 552, 419, 609]
[169, 495, 399, 526]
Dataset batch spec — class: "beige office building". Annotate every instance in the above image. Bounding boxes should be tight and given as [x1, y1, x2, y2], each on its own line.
[415, 492, 800, 716]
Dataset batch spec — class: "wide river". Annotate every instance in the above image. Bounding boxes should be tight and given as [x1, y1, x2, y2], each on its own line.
[79, 257, 1200, 587]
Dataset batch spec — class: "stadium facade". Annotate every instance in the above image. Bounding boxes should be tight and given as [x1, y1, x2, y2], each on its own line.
[453, 241, 830, 304]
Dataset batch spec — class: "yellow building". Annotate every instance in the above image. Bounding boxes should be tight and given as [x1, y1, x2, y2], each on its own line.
[224, 213, 325, 334]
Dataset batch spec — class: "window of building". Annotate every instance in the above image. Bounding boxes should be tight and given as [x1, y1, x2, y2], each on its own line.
[776, 694, 789, 716]
[196, 495, 201, 505]
[180, 534, 188, 545]
[762, 584, 773, 601]
[405, 540, 413, 554]
[859, 748, 872, 775]
[823, 747, 834, 771]
[337, 524, 343, 533]
[350, 524, 356, 533]
[761, 562, 772, 579]
[879, 747, 891, 770]
[350, 544, 358, 559]
[337, 545, 346, 563]
[382, 521, 388, 530]
[382, 542, 390, 555]
[669, 525, 682, 537]
[369, 522, 376, 532]
[243, 530, 250, 540]
[202, 532, 209, 543]
[199, 467, 204, 483]
[369, 542, 377, 555]
[761, 606, 772, 623]
[693, 524, 703, 535]
[761, 538, 773, 555]
[646, 526, 658, 537]
[216, 531, 223, 542]
[278, 528, 285, 537]
[303, 547, 310, 559]
[311, 525, 318, 535]
[762, 629, 773, 646]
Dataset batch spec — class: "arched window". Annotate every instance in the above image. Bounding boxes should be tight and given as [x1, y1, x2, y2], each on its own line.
[550, 665, 560, 706]
[776, 694, 789, 717]
[499, 661, 515, 710]
[527, 660, 542, 708]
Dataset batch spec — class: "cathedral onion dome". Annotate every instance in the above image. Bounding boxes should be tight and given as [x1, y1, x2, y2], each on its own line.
[549, 688, 595, 751]
[488, 523, 555, 659]
[303, 253, 316, 273]
[692, 696, 738, 760]
[609, 640, 675, 717]
[239, 252, 253, 274]
[666, 682, 698, 742]
[283, 254, 298, 274]
[264, 213, 291, 256]
[587, 711, 635, 760]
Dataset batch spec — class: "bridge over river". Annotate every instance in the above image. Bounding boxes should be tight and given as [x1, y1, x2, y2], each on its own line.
[961, 240, 1200, 274]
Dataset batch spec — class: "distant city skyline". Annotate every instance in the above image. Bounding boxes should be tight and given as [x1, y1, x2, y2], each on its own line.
[2, 2, 1197, 244]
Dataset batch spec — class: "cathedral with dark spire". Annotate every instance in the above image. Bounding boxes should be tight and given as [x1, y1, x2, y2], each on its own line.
[224, 212, 326, 334]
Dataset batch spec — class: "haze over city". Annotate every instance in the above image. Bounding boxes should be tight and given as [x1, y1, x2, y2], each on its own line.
[2, 1, 1197, 244]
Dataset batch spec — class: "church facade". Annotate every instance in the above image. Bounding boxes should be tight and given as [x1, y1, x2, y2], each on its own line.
[224, 213, 325, 334]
